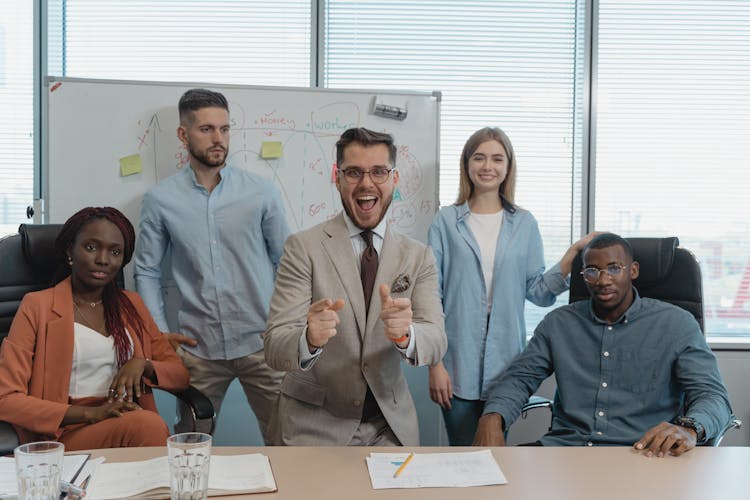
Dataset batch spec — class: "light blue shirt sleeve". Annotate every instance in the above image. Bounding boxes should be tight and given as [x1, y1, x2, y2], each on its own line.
[134, 191, 171, 332]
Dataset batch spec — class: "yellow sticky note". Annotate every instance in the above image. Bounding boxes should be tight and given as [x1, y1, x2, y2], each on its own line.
[261, 141, 283, 159]
[119, 154, 143, 176]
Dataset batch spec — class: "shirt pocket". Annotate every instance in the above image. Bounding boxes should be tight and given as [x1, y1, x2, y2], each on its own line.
[616, 349, 659, 394]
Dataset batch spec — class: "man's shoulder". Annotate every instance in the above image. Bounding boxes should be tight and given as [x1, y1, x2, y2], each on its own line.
[226, 167, 274, 188]
[637, 297, 700, 327]
[146, 168, 189, 197]
[538, 300, 590, 329]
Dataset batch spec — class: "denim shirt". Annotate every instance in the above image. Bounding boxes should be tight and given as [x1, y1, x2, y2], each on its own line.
[483, 291, 732, 446]
[428, 202, 568, 400]
[134, 166, 290, 360]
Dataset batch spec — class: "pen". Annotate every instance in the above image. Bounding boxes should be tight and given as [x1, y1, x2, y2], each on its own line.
[392, 452, 414, 478]
[60, 478, 87, 498]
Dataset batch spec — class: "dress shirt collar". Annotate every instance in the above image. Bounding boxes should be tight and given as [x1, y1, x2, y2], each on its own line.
[342, 211, 387, 242]
[186, 164, 231, 189]
[455, 195, 517, 222]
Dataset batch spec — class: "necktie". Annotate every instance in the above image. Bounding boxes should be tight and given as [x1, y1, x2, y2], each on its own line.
[360, 230, 381, 422]
[360, 230, 379, 313]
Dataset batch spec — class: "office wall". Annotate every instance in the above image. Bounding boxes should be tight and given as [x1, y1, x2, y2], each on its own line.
[155, 349, 748, 446]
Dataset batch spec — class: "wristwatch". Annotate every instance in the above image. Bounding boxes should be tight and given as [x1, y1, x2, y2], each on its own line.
[672, 416, 706, 442]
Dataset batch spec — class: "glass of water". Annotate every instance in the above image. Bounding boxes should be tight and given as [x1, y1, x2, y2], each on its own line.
[167, 432, 212, 500]
[14, 441, 65, 500]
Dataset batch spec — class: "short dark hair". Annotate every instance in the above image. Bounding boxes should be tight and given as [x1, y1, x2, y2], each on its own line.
[178, 88, 229, 125]
[335, 128, 397, 168]
[583, 232, 634, 261]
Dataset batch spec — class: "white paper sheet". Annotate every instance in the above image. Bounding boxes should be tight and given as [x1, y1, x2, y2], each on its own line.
[366, 449, 507, 489]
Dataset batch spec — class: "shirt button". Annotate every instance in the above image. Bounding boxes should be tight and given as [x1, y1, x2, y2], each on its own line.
[601, 382, 608, 388]
[624, 319, 628, 324]
[598, 411, 605, 417]
[603, 351, 610, 357]
[607, 326, 613, 331]
[587, 441, 593, 447]
[353, 400, 361, 407]
[597, 431, 603, 435]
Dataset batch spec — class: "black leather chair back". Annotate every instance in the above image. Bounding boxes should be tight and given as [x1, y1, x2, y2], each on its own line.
[569, 237, 704, 333]
[0, 224, 64, 341]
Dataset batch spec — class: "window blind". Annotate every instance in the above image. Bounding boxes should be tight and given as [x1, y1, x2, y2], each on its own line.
[0, 1, 34, 236]
[595, 1, 750, 337]
[55, 0, 311, 86]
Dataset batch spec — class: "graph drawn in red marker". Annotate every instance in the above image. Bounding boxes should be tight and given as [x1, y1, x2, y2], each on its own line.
[50, 82, 62, 92]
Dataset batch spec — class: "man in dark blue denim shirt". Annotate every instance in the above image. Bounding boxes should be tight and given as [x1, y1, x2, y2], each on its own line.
[474, 233, 731, 457]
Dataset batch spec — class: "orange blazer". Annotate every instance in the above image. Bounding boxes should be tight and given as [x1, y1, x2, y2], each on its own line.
[0, 277, 189, 443]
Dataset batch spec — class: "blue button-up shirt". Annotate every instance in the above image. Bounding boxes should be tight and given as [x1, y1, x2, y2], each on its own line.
[428, 202, 568, 400]
[134, 166, 290, 360]
[483, 291, 732, 446]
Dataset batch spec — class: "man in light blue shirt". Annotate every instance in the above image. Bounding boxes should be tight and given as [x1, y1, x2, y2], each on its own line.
[134, 89, 290, 441]
[474, 233, 731, 456]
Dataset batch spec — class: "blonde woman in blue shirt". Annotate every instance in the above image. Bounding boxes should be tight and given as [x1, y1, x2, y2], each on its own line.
[428, 127, 596, 445]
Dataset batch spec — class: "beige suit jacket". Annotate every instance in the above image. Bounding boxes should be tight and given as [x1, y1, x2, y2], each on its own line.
[264, 213, 446, 446]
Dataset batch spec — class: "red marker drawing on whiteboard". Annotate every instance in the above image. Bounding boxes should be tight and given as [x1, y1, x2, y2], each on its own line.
[50, 82, 62, 92]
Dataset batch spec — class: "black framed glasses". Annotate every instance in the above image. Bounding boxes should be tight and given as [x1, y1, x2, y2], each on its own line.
[580, 263, 632, 283]
[337, 167, 394, 185]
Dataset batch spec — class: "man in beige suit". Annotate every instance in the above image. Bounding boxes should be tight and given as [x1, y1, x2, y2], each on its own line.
[264, 128, 447, 446]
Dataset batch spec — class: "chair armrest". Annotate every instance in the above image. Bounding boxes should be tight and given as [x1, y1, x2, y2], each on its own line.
[521, 395, 553, 417]
[0, 421, 20, 455]
[157, 385, 216, 435]
[705, 415, 742, 447]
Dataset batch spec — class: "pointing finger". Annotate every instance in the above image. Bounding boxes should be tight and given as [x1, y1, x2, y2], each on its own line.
[310, 298, 334, 313]
[329, 299, 346, 311]
[379, 284, 392, 307]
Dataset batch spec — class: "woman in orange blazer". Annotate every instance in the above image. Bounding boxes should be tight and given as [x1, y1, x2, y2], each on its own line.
[0, 207, 189, 450]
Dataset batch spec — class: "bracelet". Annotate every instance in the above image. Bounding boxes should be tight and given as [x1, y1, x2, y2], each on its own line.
[391, 333, 410, 344]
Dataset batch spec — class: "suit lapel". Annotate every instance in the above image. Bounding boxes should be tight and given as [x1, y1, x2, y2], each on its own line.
[45, 279, 75, 402]
[321, 214, 367, 335]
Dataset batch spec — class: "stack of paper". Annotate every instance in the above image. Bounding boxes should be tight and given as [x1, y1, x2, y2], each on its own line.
[365, 449, 507, 489]
[88, 454, 277, 499]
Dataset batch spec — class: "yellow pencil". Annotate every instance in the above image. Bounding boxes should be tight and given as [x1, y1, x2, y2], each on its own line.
[393, 452, 414, 478]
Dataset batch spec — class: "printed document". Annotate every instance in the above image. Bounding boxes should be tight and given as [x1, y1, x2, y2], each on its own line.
[366, 449, 507, 489]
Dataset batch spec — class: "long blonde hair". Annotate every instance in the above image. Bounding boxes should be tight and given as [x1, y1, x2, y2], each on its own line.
[455, 127, 516, 205]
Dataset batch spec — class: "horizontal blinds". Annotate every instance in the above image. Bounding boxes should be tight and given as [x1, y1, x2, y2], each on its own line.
[324, 0, 586, 334]
[58, 0, 311, 86]
[0, 1, 34, 236]
[595, 1, 750, 337]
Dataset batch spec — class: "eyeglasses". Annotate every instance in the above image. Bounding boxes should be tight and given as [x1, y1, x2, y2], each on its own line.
[580, 263, 632, 283]
[337, 167, 394, 185]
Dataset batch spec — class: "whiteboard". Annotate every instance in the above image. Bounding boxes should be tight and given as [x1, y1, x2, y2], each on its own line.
[44, 77, 440, 242]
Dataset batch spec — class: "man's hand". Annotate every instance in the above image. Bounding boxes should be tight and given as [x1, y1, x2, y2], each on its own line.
[306, 298, 345, 352]
[634, 422, 697, 457]
[429, 362, 453, 409]
[473, 413, 506, 446]
[165, 332, 198, 351]
[379, 284, 412, 348]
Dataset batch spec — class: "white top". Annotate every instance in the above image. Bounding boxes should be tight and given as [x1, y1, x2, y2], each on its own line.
[69, 323, 133, 398]
[467, 210, 503, 307]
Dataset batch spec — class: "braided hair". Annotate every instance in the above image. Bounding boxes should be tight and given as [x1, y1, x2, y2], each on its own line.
[54, 207, 146, 367]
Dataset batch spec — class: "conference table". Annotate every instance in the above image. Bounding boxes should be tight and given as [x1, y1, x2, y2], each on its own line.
[87, 445, 749, 500]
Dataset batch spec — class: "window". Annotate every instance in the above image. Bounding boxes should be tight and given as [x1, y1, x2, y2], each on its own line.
[323, 0, 587, 334]
[0, 0, 34, 236]
[51, 0, 311, 86]
[595, 1, 750, 338]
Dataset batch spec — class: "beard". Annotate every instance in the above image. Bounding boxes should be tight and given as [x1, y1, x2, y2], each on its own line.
[189, 144, 227, 168]
[340, 190, 393, 230]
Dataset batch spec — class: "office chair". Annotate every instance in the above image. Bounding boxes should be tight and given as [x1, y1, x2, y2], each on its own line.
[519, 237, 741, 446]
[0, 224, 215, 454]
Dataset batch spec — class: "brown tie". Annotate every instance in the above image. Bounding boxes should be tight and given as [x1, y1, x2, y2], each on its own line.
[360, 230, 379, 313]
[360, 230, 381, 422]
